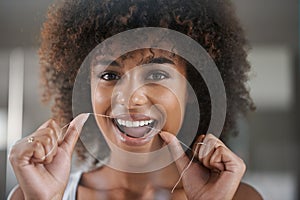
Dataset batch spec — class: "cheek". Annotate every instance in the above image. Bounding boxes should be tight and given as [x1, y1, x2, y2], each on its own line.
[148, 86, 186, 134]
[91, 83, 113, 114]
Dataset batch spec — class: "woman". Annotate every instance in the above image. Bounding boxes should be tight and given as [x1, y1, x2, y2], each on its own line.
[9, 0, 262, 199]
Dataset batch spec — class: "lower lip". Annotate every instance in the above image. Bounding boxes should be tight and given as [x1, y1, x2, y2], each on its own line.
[112, 122, 157, 146]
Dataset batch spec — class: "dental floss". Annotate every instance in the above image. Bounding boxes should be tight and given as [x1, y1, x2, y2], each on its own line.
[42, 113, 205, 194]
[170, 141, 206, 193]
[145, 126, 207, 193]
[43, 112, 156, 158]
[42, 113, 111, 159]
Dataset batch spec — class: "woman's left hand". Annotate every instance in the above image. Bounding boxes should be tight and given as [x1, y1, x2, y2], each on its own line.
[159, 132, 246, 200]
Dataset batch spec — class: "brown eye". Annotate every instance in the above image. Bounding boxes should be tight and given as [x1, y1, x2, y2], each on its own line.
[146, 71, 169, 81]
[99, 72, 121, 81]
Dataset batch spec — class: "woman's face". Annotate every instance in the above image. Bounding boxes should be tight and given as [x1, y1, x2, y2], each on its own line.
[90, 49, 188, 153]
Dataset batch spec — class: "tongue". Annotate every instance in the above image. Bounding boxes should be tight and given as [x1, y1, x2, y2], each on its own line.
[122, 126, 151, 138]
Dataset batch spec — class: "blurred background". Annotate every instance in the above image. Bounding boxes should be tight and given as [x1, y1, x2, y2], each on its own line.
[0, 0, 299, 199]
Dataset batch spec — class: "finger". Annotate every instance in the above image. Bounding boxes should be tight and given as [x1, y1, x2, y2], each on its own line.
[60, 113, 89, 156]
[192, 134, 206, 154]
[50, 120, 63, 144]
[10, 119, 67, 167]
[198, 133, 226, 160]
[198, 134, 224, 170]
[10, 135, 46, 167]
[159, 131, 190, 172]
[201, 135, 246, 199]
[159, 132, 209, 180]
[211, 146, 245, 174]
[209, 146, 227, 172]
[159, 131, 210, 195]
[39, 134, 58, 164]
[31, 140, 46, 162]
[200, 146, 216, 171]
[208, 154, 246, 199]
[201, 134, 244, 173]
[36, 119, 62, 144]
[31, 126, 59, 160]
[29, 129, 53, 161]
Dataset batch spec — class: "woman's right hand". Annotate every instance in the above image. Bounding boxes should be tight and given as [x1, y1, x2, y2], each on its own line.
[9, 113, 89, 200]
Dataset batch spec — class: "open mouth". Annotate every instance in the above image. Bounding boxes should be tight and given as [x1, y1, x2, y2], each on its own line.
[113, 118, 157, 139]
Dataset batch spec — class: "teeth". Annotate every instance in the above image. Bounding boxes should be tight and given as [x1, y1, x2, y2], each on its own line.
[133, 121, 139, 127]
[117, 119, 122, 125]
[126, 121, 132, 127]
[116, 119, 154, 128]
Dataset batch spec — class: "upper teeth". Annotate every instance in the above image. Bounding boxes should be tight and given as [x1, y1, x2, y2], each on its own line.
[117, 119, 154, 128]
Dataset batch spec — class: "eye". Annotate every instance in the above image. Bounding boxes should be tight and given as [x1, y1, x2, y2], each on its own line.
[98, 71, 121, 81]
[146, 71, 169, 81]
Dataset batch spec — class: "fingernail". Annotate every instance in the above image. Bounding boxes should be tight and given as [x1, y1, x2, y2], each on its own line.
[77, 113, 89, 127]
[71, 113, 89, 129]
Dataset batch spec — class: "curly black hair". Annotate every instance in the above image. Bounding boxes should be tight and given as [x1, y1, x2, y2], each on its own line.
[39, 0, 255, 164]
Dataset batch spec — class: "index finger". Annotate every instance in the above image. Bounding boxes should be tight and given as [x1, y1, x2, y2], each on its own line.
[35, 119, 62, 144]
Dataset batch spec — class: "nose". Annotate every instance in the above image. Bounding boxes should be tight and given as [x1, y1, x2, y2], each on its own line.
[129, 89, 148, 107]
[113, 79, 148, 108]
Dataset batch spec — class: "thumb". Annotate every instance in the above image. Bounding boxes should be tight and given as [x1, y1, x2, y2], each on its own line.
[60, 113, 89, 156]
[159, 131, 190, 173]
[160, 131, 210, 196]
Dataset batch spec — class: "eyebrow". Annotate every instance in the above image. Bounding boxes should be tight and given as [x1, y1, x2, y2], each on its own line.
[148, 57, 175, 65]
[93, 56, 175, 68]
[93, 60, 120, 67]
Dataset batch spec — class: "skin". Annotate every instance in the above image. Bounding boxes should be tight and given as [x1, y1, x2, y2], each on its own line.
[8, 49, 263, 199]
[90, 49, 187, 153]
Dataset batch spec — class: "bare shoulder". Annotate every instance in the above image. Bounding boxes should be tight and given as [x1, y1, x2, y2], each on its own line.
[233, 182, 263, 200]
[7, 185, 24, 200]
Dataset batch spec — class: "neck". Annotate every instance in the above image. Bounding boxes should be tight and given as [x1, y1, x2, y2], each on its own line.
[80, 137, 184, 193]
[80, 155, 183, 194]
[98, 162, 182, 193]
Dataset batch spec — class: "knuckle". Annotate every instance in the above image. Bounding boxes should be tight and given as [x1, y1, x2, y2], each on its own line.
[42, 127, 57, 141]
[235, 157, 246, 173]
[32, 141, 42, 149]
[9, 145, 25, 164]
[206, 133, 217, 141]
[8, 148, 17, 163]
[203, 157, 210, 166]
[50, 119, 59, 128]
[9, 142, 21, 155]
[240, 159, 246, 171]
[47, 118, 54, 124]
[45, 127, 55, 136]
[44, 136, 52, 145]
[214, 145, 225, 154]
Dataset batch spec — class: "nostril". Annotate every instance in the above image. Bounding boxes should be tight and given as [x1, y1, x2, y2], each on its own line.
[112, 84, 148, 107]
[111, 90, 126, 106]
[116, 94, 126, 105]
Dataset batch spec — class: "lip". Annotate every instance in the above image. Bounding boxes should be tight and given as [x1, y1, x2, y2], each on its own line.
[111, 113, 161, 146]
